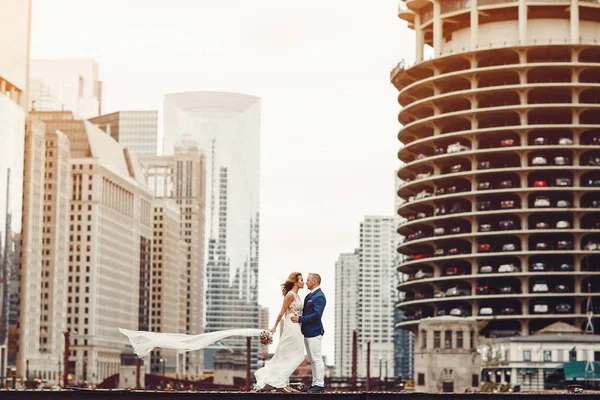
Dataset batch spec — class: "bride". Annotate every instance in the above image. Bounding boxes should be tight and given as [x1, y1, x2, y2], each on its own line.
[254, 272, 306, 392]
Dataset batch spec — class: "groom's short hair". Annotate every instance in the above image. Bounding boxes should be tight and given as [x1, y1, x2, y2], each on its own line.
[309, 273, 321, 285]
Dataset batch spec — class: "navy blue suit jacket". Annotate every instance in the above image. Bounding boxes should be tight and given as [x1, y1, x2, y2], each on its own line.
[299, 288, 326, 337]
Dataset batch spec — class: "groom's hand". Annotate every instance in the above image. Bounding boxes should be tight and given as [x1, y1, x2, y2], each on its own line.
[291, 316, 299, 323]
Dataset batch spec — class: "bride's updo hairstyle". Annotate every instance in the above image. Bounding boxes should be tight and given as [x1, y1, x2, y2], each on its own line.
[281, 272, 302, 296]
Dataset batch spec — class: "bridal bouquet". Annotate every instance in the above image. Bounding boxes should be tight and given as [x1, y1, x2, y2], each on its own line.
[259, 330, 273, 345]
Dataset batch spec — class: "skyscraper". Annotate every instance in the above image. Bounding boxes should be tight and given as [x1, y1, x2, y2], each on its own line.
[139, 135, 206, 376]
[334, 250, 359, 377]
[163, 92, 261, 369]
[334, 217, 397, 378]
[0, 0, 32, 386]
[90, 110, 159, 156]
[27, 111, 153, 384]
[29, 59, 103, 118]
[394, 0, 600, 385]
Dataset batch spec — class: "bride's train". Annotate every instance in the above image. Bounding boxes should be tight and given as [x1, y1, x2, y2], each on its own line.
[118, 327, 263, 358]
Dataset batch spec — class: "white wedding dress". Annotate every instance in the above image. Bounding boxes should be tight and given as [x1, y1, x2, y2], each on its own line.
[254, 292, 305, 389]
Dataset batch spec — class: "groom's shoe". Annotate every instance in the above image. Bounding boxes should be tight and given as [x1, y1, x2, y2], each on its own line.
[301, 385, 313, 393]
[306, 386, 325, 393]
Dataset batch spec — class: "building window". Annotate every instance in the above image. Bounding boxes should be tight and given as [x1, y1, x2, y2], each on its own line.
[433, 331, 441, 348]
[456, 331, 463, 348]
[421, 330, 427, 349]
[418, 373, 425, 386]
[444, 330, 452, 349]
[595, 351, 600, 363]
[569, 349, 577, 362]
[543, 350, 552, 362]
[523, 350, 531, 362]
[469, 330, 475, 349]
[472, 374, 479, 387]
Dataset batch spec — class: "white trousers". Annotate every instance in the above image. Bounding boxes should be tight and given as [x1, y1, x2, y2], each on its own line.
[304, 335, 324, 387]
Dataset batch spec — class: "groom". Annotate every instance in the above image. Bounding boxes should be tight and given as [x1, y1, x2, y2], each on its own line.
[291, 273, 326, 393]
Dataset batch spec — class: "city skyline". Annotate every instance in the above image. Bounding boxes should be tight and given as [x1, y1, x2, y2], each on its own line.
[29, 0, 407, 361]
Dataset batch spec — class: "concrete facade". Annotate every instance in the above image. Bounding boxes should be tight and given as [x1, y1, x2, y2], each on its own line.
[27, 111, 153, 385]
[334, 250, 359, 378]
[414, 317, 481, 393]
[0, 0, 31, 385]
[18, 117, 71, 383]
[394, 0, 600, 340]
[139, 135, 206, 377]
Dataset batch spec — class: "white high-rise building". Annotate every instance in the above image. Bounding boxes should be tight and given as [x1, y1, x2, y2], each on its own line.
[90, 110, 159, 157]
[29, 59, 103, 118]
[0, 0, 31, 385]
[28, 111, 153, 384]
[358, 216, 396, 378]
[163, 91, 261, 369]
[334, 217, 397, 379]
[334, 250, 359, 377]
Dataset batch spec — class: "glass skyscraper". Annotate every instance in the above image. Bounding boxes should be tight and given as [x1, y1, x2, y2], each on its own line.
[90, 110, 159, 156]
[163, 91, 261, 369]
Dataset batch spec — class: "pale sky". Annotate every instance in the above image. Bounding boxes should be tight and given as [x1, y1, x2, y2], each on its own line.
[31, 0, 414, 363]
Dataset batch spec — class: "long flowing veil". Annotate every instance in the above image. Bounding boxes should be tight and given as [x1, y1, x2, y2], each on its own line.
[118, 328, 263, 358]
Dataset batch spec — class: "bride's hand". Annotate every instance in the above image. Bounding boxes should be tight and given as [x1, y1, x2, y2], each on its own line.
[269, 327, 276, 333]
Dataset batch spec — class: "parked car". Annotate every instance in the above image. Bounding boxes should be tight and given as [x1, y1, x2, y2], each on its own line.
[558, 138, 573, 145]
[479, 307, 494, 316]
[592, 222, 600, 230]
[531, 262, 547, 271]
[556, 199, 571, 208]
[536, 242, 550, 250]
[434, 147, 446, 155]
[478, 161, 491, 170]
[449, 307, 470, 317]
[416, 172, 431, 180]
[450, 164, 463, 173]
[415, 190, 432, 200]
[559, 263, 574, 271]
[448, 247, 461, 255]
[434, 291, 445, 298]
[534, 137, 547, 145]
[436, 187, 446, 195]
[478, 181, 491, 190]
[499, 285, 515, 294]
[555, 284, 570, 293]
[557, 240, 574, 250]
[556, 220, 570, 229]
[501, 200, 515, 209]
[436, 309, 448, 316]
[534, 196, 551, 207]
[532, 281, 549, 292]
[532, 156, 548, 165]
[535, 221, 549, 229]
[414, 269, 433, 279]
[445, 266, 460, 276]
[477, 201, 492, 211]
[434, 248, 446, 256]
[415, 153, 427, 160]
[501, 139, 516, 147]
[451, 226, 463, 234]
[533, 303, 549, 313]
[533, 180, 548, 187]
[555, 178, 572, 187]
[587, 178, 600, 187]
[413, 253, 430, 260]
[434, 227, 445, 236]
[554, 156, 570, 165]
[499, 180, 514, 189]
[446, 186, 458, 194]
[587, 156, 600, 166]
[476, 285, 491, 295]
[479, 265, 494, 273]
[556, 303, 572, 313]
[499, 220, 515, 230]
[498, 263, 520, 273]
[446, 287, 467, 297]
[450, 203, 463, 213]
[502, 243, 516, 251]
[414, 292, 426, 299]
[479, 223, 492, 232]
[447, 142, 470, 153]
[500, 307, 516, 315]
[478, 243, 492, 252]
[584, 242, 600, 251]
